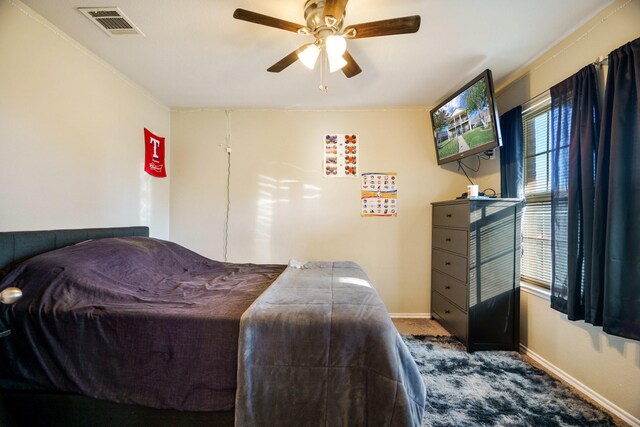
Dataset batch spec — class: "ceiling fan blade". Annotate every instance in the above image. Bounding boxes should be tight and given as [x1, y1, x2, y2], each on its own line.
[323, 0, 349, 23]
[342, 51, 362, 78]
[344, 15, 421, 39]
[267, 44, 311, 73]
[233, 8, 305, 33]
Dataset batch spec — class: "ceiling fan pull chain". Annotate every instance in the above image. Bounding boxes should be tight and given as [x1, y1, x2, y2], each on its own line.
[319, 49, 328, 92]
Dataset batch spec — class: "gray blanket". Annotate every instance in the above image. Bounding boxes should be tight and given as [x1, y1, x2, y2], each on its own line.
[235, 261, 426, 426]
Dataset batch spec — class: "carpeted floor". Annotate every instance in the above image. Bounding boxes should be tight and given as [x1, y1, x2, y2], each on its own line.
[393, 319, 623, 427]
[392, 318, 451, 336]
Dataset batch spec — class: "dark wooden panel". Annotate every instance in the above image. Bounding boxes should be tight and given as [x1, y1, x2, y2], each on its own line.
[432, 203, 469, 228]
[432, 270, 467, 312]
[233, 9, 304, 33]
[432, 249, 467, 283]
[343, 16, 421, 39]
[432, 291, 467, 343]
[432, 227, 468, 256]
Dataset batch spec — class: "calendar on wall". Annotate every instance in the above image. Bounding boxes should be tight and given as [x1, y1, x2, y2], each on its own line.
[324, 134, 358, 177]
[361, 172, 397, 217]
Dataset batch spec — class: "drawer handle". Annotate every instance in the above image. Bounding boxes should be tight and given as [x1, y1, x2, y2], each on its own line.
[444, 261, 451, 266]
[444, 310, 451, 314]
[445, 238, 452, 242]
[446, 213, 452, 218]
[444, 286, 451, 290]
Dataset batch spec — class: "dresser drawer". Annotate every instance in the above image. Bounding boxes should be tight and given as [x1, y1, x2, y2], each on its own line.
[432, 291, 467, 343]
[432, 249, 468, 283]
[433, 203, 468, 228]
[432, 227, 468, 256]
[432, 270, 467, 311]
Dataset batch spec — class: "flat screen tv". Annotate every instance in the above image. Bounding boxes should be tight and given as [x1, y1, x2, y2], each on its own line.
[430, 69, 501, 165]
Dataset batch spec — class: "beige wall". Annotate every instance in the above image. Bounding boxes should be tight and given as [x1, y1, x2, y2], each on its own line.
[170, 108, 483, 314]
[170, 110, 229, 257]
[0, 0, 170, 237]
[521, 292, 640, 422]
[496, 0, 640, 112]
[494, 0, 640, 422]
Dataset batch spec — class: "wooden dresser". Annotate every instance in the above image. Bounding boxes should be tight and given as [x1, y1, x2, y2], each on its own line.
[430, 198, 523, 351]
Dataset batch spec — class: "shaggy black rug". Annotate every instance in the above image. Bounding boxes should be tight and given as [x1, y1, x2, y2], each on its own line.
[401, 335, 620, 427]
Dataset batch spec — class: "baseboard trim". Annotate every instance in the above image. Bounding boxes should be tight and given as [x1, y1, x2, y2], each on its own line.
[389, 313, 431, 319]
[520, 344, 640, 427]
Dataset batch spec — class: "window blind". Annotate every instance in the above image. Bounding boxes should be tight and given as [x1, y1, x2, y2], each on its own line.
[521, 95, 555, 288]
[521, 201, 552, 286]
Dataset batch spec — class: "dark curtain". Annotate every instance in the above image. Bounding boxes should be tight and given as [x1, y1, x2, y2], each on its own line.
[499, 106, 524, 198]
[593, 38, 640, 340]
[549, 65, 601, 321]
[549, 37, 640, 341]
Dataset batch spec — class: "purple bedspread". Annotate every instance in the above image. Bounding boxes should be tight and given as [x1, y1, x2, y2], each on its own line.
[0, 237, 285, 411]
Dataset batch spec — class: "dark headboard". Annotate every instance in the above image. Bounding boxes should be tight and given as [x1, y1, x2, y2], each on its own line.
[0, 226, 149, 272]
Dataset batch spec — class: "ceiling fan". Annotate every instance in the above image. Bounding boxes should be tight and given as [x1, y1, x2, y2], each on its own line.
[233, 0, 421, 90]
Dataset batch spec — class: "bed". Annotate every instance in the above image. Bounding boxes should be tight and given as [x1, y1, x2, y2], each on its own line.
[0, 227, 425, 426]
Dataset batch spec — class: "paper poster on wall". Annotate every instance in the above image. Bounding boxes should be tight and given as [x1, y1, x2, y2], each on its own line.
[324, 134, 358, 177]
[361, 172, 397, 217]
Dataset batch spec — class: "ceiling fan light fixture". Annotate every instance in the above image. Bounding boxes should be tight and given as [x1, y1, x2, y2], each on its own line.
[324, 16, 338, 28]
[298, 43, 320, 69]
[328, 53, 348, 72]
[233, 2, 421, 84]
[325, 35, 347, 57]
[343, 28, 357, 39]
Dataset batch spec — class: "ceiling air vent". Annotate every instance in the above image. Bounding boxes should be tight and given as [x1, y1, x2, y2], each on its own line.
[78, 7, 144, 37]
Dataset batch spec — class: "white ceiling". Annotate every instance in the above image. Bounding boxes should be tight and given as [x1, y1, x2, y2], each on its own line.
[21, 0, 613, 109]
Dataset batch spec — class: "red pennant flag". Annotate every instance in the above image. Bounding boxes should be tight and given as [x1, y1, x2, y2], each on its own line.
[144, 128, 166, 177]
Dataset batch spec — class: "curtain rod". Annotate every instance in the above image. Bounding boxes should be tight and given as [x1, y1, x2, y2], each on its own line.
[520, 53, 609, 114]
[522, 92, 550, 115]
[593, 55, 609, 66]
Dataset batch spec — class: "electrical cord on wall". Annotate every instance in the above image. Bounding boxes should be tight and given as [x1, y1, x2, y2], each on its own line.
[483, 188, 497, 197]
[478, 150, 493, 161]
[223, 149, 230, 262]
[223, 110, 232, 262]
[464, 156, 481, 172]
[457, 159, 476, 185]
[457, 158, 499, 197]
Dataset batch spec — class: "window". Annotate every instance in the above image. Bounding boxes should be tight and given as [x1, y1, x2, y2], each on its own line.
[521, 94, 553, 288]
